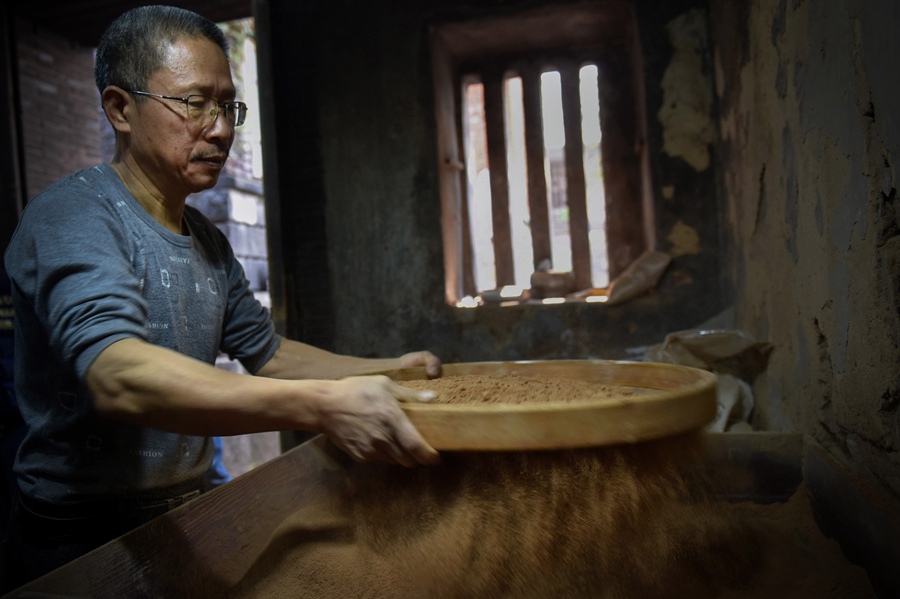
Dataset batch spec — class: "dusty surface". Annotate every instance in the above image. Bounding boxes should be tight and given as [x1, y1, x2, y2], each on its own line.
[718, 489, 876, 599]
[228, 375, 876, 599]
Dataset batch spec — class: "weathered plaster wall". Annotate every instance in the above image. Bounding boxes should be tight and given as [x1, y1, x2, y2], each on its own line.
[711, 0, 900, 498]
[264, 0, 729, 364]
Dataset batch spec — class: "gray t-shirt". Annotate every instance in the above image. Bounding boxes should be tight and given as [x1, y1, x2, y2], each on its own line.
[4, 164, 281, 505]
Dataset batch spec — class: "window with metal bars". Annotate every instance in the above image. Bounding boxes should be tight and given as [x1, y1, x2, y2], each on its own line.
[431, 3, 651, 307]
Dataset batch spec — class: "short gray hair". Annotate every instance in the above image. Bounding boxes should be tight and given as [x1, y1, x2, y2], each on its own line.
[94, 5, 230, 94]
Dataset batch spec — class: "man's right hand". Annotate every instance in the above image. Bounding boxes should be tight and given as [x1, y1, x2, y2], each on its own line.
[316, 375, 440, 467]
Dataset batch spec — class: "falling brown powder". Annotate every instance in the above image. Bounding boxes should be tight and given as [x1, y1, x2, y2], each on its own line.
[230, 376, 877, 599]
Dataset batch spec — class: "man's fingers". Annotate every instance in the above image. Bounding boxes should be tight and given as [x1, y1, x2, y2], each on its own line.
[393, 417, 440, 466]
[424, 358, 441, 379]
[326, 376, 440, 467]
[389, 381, 437, 404]
[386, 382, 440, 464]
[340, 425, 436, 468]
[378, 438, 416, 468]
[386, 386, 440, 466]
[398, 351, 442, 378]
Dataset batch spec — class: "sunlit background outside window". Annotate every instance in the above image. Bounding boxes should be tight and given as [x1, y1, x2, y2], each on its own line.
[463, 64, 609, 300]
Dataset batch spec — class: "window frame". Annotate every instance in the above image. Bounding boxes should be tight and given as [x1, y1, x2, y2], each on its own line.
[430, 2, 653, 306]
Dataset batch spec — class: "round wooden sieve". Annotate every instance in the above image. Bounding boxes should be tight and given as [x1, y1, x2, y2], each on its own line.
[378, 360, 717, 451]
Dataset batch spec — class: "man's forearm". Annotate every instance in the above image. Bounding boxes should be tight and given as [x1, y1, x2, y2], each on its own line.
[84, 338, 328, 435]
[85, 337, 441, 465]
[256, 337, 412, 380]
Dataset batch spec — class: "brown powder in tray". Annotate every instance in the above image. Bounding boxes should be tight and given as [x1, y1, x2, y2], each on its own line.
[398, 373, 638, 405]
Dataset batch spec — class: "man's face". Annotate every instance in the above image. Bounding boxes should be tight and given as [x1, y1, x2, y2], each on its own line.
[127, 37, 237, 198]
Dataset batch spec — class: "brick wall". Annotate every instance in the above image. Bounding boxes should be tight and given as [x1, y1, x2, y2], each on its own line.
[16, 20, 104, 199]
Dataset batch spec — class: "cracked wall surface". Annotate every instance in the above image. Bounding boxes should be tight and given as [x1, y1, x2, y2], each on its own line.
[712, 0, 900, 499]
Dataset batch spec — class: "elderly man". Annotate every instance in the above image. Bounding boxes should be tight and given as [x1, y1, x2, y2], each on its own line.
[2, 5, 439, 589]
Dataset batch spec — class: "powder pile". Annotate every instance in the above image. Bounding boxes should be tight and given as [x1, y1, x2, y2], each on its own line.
[228, 375, 877, 599]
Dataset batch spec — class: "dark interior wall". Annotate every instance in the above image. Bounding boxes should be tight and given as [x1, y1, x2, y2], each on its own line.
[262, 0, 728, 363]
[711, 0, 900, 500]
[254, 0, 333, 346]
[1, 9, 24, 252]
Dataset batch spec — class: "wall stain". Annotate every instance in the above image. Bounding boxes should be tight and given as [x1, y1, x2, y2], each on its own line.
[658, 9, 715, 171]
[667, 220, 701, 257]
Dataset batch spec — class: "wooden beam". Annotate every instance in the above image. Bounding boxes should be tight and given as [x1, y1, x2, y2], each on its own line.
[430, 31, 469, 303]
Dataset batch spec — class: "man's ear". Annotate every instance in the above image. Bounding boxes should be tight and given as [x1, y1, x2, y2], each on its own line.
[101, 86, 133, 133]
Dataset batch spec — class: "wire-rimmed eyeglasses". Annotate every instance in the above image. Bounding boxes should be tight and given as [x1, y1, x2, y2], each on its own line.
[127, 90, 248, 127]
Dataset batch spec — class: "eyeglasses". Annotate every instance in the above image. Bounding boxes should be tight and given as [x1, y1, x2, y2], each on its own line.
[127, 90, 248, 127]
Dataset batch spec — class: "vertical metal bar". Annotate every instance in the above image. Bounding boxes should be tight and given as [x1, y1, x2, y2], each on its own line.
[560, 62, 592, 290]
[482, 69, 515, 286]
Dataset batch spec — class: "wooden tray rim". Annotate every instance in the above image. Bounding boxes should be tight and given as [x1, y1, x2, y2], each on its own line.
[383, 359, 716, 414]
